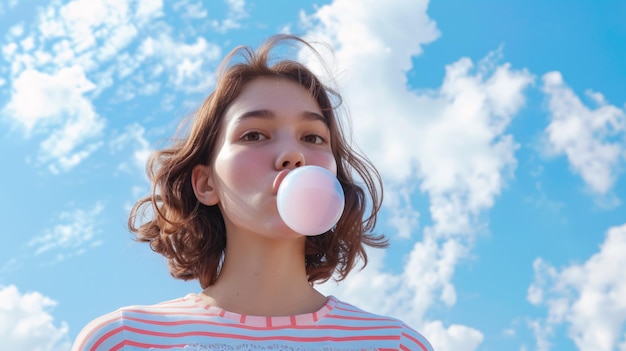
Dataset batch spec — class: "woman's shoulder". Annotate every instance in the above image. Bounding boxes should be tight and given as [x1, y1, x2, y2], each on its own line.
[327, 297, 434, 351]
[92, 293, 202, 321]
[71, 294, 202, 351]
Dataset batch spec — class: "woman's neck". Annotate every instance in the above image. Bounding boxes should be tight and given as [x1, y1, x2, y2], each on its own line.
[201, 231, 327, 316]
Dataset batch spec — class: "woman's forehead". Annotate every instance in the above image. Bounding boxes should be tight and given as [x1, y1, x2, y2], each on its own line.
[222, 77, 324, 124]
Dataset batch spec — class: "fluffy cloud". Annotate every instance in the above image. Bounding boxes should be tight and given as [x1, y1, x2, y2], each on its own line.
[542, 71, 626, 197]
[418, 56, 532, 237]
[0, 0, 222, 172]
[109, 123, 152, 172]
[423, 321, 484, 351]
[0, 0, 163, 172]
[0, 0, 18, 15]
[528, 223, 626, 351]
[171, 0, 247, 31]
[0, 285, 70, 351]
[4, 0, 163, 78]
[28, 203, 105, 260]
[305, 1, 533, 350]
[385, 183, 420, 239]
[4, 65, 105, 173]
[212, 0, 248, 32]
[172, 0, 209, 19]
[135, 34, 221, 93]
[4, 66, 95, 130]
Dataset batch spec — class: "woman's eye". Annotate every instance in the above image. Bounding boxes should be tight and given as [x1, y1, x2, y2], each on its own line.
[302, 134, 327, 144]
[241, 131, 267, 141]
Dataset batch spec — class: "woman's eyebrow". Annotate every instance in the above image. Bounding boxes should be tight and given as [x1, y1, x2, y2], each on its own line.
[302, 111, 327, 124]
[236, 109, 274, 122]
[234, 109, 327, 125]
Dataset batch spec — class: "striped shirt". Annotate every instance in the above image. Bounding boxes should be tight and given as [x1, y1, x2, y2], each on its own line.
[72, 293, 433, 351]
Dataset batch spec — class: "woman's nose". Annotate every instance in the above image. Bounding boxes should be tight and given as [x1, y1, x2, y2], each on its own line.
[275, 146, 305, 170]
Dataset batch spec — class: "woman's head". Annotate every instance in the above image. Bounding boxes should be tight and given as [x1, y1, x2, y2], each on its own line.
[190, 75, 338, 244]
[129, 34, 387, 289]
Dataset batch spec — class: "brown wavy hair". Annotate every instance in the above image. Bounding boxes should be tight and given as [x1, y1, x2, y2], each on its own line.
[128, 34, 388, 289]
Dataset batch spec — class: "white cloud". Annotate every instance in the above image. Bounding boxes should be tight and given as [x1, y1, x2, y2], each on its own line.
[3, 65, 105, 172]
[527, 223, 626, 351]
[0, 0, 220, 100]
[4, 66, 93, 130]
[385, 184, 420, 239]
[0, 285, 70, 351]
[135, 34, 221, 93]
[30, 0, 162, 74]
[28, 203, 105, 259]
[0, 0, 18, 15]
[136, 0, 164, 25]
[527, 318, 553, 351]
[0, 0, 164, 172]
[0, 259, 20, 277]
[9, 24, 24, 37]
[542, 71, 626, 196]
[110, 123, 152, 172]
[305, 1, 533, 350]
[524, 181, 567, 223]
[423, 320, 484, 351]
[0, 0, 223, 172]
[211, 0, 247, 32]
[172, 0, 208, 19]
[419, 56, 531, 237]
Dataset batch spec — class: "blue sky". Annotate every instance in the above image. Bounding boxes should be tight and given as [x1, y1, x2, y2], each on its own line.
[1, 1, 625, 350]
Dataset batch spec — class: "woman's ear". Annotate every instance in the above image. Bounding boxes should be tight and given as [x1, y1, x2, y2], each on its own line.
[191, 164, 219, 206]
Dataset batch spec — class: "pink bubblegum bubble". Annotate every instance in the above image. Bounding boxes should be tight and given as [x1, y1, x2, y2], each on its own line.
[277, 165, 345, 236]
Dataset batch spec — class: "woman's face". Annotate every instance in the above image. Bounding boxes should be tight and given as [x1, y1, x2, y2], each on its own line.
[196, 77, 337, 240]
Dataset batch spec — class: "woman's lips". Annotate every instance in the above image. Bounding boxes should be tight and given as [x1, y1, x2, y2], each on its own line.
[272, 169, 291, 195]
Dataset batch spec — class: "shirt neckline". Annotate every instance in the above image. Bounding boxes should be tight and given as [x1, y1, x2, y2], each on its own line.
[186, 293, 338, 327]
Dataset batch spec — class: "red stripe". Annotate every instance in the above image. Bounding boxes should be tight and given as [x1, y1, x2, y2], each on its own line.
[121, 325, 400, 343]
[97, 325, 404, 351]
[330, 304, 393, 321]
[85, 312, 402, 351]
[333, 303, 372, 315]
[402, 331, 429, 351]
[123, 300, 390, 323]
[123, 308, 216, 317]
[92, 326, 124, 350]
[329, 314, 394, 322]
[87, 319, 415, 350]
[123, 314, 400, 332]
[129, 304, 198, 312]
[111, 340, 188, 351]
[78, 313, 127, 351]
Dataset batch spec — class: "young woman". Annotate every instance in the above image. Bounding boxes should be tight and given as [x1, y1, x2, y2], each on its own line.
[72, 35, 433, 351]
